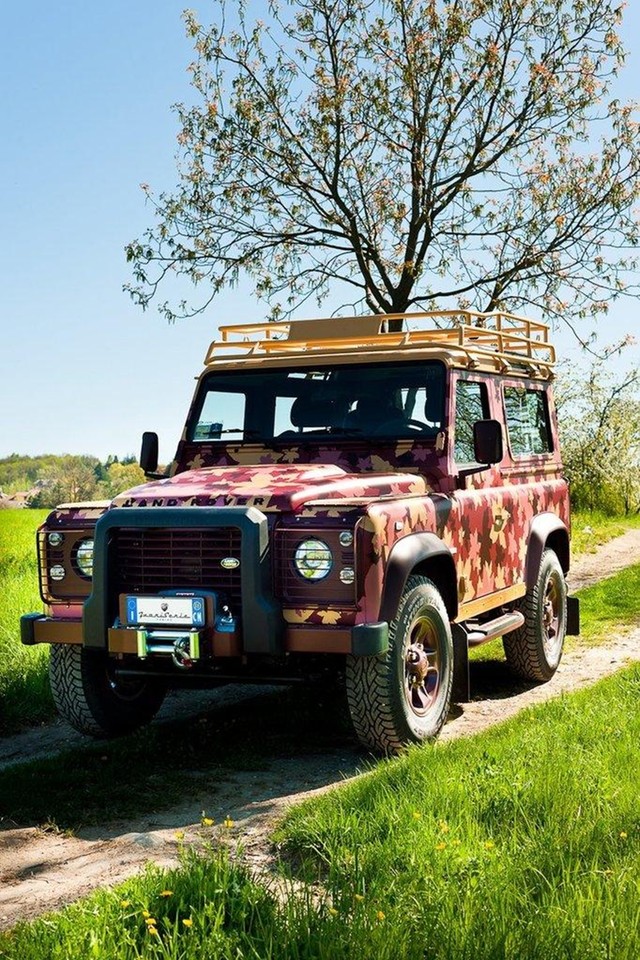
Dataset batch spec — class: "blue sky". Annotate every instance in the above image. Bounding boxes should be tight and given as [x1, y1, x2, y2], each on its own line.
[1, 1, 638, 463]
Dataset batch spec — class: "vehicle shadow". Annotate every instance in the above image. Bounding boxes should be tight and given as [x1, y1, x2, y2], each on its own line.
[0, 681, 363, 833]
[469, 657, 538, 700]
[0, 658, 543, 834]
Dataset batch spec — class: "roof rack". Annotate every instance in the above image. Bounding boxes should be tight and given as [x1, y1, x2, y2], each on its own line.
[204, 310, 555, 377]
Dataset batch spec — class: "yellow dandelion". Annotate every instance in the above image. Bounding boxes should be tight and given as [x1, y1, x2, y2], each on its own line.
[354, 894, 364, 902]
[224, 817, 234, 828]
[328, 907, 339, 916]
[142, 909, 151, 918]
[159, 890, 173, 898]
[376, 910, 386, 921]
[148, 926, 159, 937]
[175, 830, 185, 841]
[182, 918, 193, 928]
[120, 900, 131, 908]
[620, 831, 628, 839]
[412, 811, 421, 820]
[485, 841, 495, 850]
[202, 817, 214, 827]
[439, 820, 449, 833]
[435, 842, 447, 851]
[145, 916, 157, 926]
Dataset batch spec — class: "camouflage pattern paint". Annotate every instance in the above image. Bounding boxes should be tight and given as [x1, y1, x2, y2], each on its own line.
[36, 363, 571, 647]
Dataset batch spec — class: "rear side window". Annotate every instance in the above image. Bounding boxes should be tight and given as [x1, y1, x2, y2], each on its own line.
[503, 387, 552, 456]
[454, 380, 490, 463]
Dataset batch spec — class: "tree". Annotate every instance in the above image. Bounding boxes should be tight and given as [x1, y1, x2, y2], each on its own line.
[127, 0, 640, 332]
[555, 344, 640, 514]
[28, 456, 101, 509]
[97, 461, 146, 499]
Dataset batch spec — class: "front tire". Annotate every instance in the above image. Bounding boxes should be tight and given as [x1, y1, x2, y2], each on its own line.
[346, 576, 454, 753]
[503, 548, 567, 682]
[50, 644, 167, 738]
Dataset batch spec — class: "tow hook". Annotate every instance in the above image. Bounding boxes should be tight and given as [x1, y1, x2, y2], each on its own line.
[172, 636, 194, 670]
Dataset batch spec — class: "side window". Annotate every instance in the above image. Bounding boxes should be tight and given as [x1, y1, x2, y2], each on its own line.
[454, 380, 489, 463]
[503, 387, 552, 456]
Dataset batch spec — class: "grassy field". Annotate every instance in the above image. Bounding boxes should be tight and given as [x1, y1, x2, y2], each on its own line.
[1, 664, 638, 959]
[0, 507, 638, 733]
[0, 510, 51, 730]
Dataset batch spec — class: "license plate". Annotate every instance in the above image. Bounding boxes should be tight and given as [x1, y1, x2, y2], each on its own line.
[125, 595, 205, 627]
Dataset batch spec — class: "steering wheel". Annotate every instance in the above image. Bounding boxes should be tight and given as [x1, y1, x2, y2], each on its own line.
[374, 419, 428, 435]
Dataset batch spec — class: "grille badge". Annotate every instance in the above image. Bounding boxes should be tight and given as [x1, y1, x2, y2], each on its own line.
[220, 557, 240, 570]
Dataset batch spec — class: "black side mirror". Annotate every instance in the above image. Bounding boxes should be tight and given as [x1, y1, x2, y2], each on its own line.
[473, 419, 503, 465]
[140, 431, 159, 475]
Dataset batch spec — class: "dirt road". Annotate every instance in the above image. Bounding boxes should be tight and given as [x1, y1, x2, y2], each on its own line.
[1, 530, 638, 930]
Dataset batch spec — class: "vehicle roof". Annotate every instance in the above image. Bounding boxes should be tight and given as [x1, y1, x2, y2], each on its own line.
[203, 310, 555, 381]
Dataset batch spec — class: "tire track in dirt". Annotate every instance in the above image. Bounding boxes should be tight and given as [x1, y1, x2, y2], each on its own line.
[1, 531, 639, 930]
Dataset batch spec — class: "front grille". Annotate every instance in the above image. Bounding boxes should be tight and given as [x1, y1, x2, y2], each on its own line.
[112, 527, 242, 604]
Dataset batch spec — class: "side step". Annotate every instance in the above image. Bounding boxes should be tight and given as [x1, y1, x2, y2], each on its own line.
[466, 611, 525, 646]
[451, 610, 524, 703]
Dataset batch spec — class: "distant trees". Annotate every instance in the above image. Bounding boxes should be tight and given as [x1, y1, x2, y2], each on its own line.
[0, 455, 145, 509]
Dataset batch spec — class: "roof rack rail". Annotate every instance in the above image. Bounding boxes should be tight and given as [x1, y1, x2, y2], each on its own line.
[204, 310, 555, 376]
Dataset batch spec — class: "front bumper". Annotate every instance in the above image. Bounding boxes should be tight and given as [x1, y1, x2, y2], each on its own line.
[21, 613, 389, 658]
[24, 504, 390, 662]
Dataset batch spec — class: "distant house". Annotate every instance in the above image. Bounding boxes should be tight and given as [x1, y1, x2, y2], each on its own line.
[0, 489, 37, 509]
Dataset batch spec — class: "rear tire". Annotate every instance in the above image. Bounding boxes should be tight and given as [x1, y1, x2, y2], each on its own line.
[503, 549, 567, 682]
[346, 576, 453, 753]
[50, 644, 167, 738]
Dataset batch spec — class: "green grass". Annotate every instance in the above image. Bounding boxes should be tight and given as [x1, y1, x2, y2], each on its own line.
[1, 665, 639, 959]
[0, 510, 52, 731]
[571, 509, 640, 556]
[578, 563, 640, 642]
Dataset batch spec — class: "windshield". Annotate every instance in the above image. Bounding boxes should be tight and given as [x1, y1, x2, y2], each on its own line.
[189, 361, 446, 443]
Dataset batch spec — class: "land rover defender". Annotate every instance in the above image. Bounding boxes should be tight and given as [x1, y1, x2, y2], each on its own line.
[22, 311, 579, 752]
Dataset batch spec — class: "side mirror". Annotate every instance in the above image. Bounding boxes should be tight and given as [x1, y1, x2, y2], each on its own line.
[140, 431, 159, 475]
[473, 419, 503, 465]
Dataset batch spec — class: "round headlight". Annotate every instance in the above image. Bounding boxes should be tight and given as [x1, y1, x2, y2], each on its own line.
[48, 532, 64, 547]
[294, 539, 333, 581]
[74, 539, 94, 578]
[339, 530, 354, 548]
[50, 564, 66, 581]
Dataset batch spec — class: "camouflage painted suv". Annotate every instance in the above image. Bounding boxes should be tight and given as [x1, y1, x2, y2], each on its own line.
[22, 311, 579, 752]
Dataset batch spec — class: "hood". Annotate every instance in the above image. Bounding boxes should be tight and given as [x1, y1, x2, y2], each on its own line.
[112, 463, 427, 513]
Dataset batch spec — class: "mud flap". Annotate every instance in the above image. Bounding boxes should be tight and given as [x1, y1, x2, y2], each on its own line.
[451, 623, 470, 703]
[566, 595, 580, 636]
